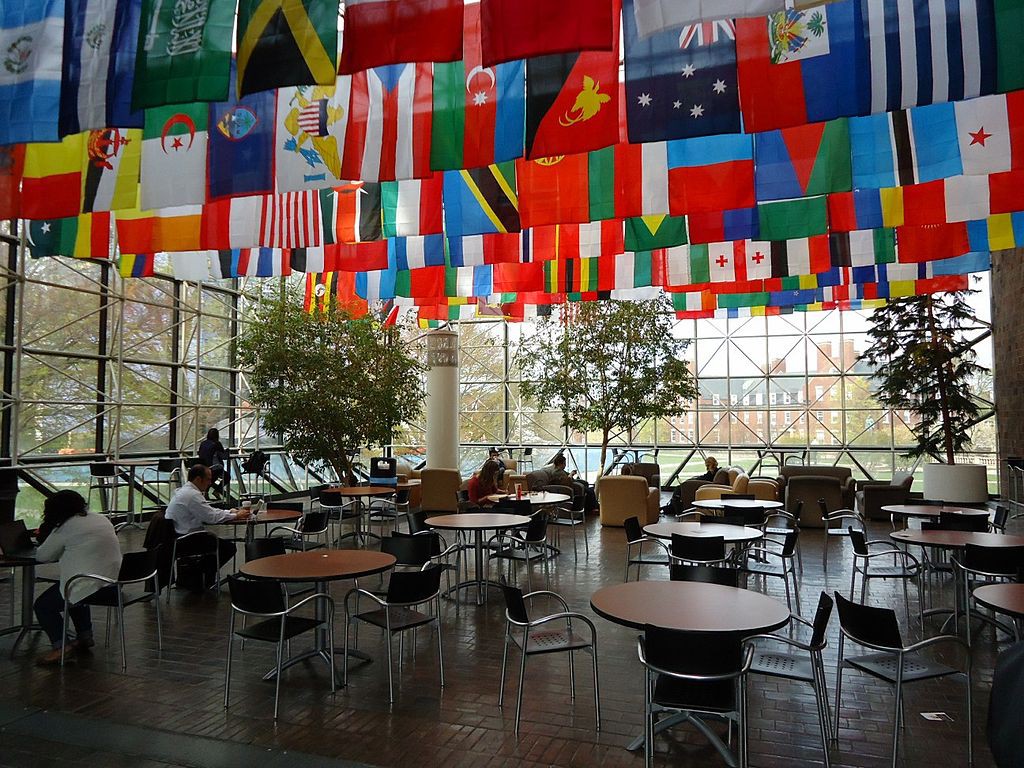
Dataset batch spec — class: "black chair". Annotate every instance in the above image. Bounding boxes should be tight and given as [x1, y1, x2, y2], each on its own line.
[167, 530, 221, 603]
[848, 527, 921, 628]
[223, 575, 335, 720]
[543, 483, 588, 560]
[670, 533, 730, 566]
[319, 488, 360, 543]
[380, 533, 435, 569]
[954, 544, 1024, 645]
[720, 505, 766, 528]
[244, 536, 286, 561]
[498, 580, 599, 734]
[990, 504, 1010, 534]
[140, 458, 182, 511]
[67, 548, 163, 672]
[764, 499, 803, 571]
[490, 515, 550, 592]
[833, 592, 972, 768]
[623, 516, 670, 581]
[749, 592, 835, 768]
[818, 499, 865, 571]
[343, 564, 445, 703]
[638, 625, 754, 768]
[669, 564, 740, 587]
[741, 529, 801, 614]
[270, 509, 330, 551]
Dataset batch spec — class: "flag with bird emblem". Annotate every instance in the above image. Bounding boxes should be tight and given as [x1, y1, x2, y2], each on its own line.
[275, 81, 350, 192]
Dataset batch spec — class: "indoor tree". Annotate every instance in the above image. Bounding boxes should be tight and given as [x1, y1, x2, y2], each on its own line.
[237, 291, 426, 484]
[515, 297, 697, 477]
[858, 290, 988, 464]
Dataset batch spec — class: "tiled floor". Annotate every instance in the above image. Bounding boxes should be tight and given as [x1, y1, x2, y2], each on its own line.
[0, 514, 1010, 767]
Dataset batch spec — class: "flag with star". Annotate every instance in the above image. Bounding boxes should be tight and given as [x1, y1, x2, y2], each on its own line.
[622, 0, 740, 144]
[207, 70, 276, 200]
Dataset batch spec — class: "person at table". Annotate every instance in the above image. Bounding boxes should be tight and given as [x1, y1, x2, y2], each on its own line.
[468, 459, 503, 506]
[486, 447, 508, 484]
[696, 456, 719, 481]
[165, 464, 249, 567]
[536, 454, 595, 512]
[198, 427, 230, 495]
[33, 490, 122, 665]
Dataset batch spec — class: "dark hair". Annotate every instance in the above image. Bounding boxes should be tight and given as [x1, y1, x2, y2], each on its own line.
[488, 447, 500, 456]
[478, 459, 502, 491]
[206, 428, 219, 442]
[553, 455, 567, 468]
[188, 463, 211, 482]
[43, 490, 88, 529]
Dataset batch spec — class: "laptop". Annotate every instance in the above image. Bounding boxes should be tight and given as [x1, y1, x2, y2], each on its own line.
[0, 520, 37, 560]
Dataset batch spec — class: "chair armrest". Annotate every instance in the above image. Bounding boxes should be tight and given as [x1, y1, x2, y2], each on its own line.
[343, 586, 387, 610]
[528, 611, 598, 639]
[285, 591, 335, 615]
[631, 537, 671, 557]
[638, 637, 754, 680]
[746, 632, 818, 653]
[523, 589, 571, 613]
[64, 573, 118, 599]
[267, 525, 302, 537]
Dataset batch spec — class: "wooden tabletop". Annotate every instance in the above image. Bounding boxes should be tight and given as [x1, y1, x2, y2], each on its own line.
[328, 485, 396, 497]
[484, 491, 571, 505]
[426, 513, 531, 531]
[973, 584, 1024, 618]
[881, 504, 990, 518]
[644, 522, 764, 543]
[890, 530, 1024, 549]
[397, 479, 421, 489]
[239, 549, 396, 582]
[591, 580, 790, 634]
[693, 499, 783, 510]
[215, 508, 303, 525]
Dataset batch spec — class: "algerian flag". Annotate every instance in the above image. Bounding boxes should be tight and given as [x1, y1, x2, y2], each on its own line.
[140, 103, 208, 209]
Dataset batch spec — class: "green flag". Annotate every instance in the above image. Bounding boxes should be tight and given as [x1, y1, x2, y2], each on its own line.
[625, 215, 688, 251]
[758, 196, 828, 241]
[132, 0, 234, 109]
[27, 215, 110, 259]
[587, 147, 616, 221]
[996, 0, 1024, 92]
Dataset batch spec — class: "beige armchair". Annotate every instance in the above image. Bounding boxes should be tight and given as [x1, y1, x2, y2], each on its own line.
[419, 468, 462, 513]
[597, 475, 659, 527]
[693, 467, 779, 503]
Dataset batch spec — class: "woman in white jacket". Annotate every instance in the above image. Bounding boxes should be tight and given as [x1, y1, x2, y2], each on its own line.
[33, 490, 122, 665]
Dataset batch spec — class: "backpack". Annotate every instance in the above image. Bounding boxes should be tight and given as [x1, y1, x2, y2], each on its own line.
[242, 449, 268, 474]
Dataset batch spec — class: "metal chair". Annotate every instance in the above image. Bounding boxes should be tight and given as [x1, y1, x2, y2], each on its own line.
[638, 625, 754, 768]
[741, 529, 801, 614]
[490, 514, 550, 592]
[65, 548, 163, 672]
[833, 592, 972, 768]
[953, 543, 1024, 645]
[318, 489, 360, 544]
[990, 504, 1009, 534]
[669, 564, 740, 587]
[748, 592, 835, 768]
[166, 530, 220, 603]
[764, 499, 803, 571]
[520, 447, 535, 473]
[269, 509, 330, 551]
[87, 462, 128, 522]
[818, 499, 865, 572]
[223, 574, 335, 720]
[544, 483, 588, 560]
[670, 533, 731, 567]
[848, 527, 922, 628]
[139, 458, 182, 512]
[498, 580, 600, 734]
[623, 516, 669, 581]
[343, 564, 445, 703]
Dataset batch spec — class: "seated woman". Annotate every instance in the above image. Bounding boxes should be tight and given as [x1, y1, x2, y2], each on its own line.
[33, 490, 122, 665]
[467, 459, 503, 507]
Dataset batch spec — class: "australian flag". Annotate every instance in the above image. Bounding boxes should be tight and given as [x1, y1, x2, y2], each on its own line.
[623, 0, 741, 143]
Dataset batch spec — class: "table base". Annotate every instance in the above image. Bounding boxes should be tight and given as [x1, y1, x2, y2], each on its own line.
[2, 564, 38, 658]
[626, 711, 740, 767]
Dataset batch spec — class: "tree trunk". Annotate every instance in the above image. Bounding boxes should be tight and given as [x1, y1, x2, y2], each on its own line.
[597, 430, 610, 480]
[925, 297, 956, 465]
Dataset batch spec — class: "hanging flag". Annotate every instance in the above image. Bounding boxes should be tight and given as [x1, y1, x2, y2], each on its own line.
[171, 251, 217, 281]
[901, 176, 992, 226]
[140, 103, 208, 210]
[735, 0, 867, 132]
[395, 265, 447, 298]
[119, 253, 155, 277]
[623, 0, 740, 143]
[0, 145, 24, 220]
[829, 229, 896, 267]
[443, 163, 520, 236]
[446, 232, 523, 266]
[631, 0, 785, 38]
[233, 247, 292, 276]
[382, 174, 443, 237]
[625, 215, 687, 251]
[431, 3, 525, 171]
[996, 0, 1024, 92]
[27, 214, 111, 258]
[529, 221, 624, 262]
[0, 0, 64, 144]
[115, 204, 202, 252]
[895, 223, 971, 262]
[207, 84, 276, 200]
[132, 0, 234, 109]
[235, 0, 339, 97]
[258, 191, 322, 248]
[340, 0, 461, 74]
[757, 196, 829, 240]
[480, 0, 615, 67]
[199, 195, 264, 248]
[953, 91, 1024, 176]
[517, 151, 614, 228]
[827, 187, 905, 231]
[81, 128, 142, 212]
[342, 64, 433, 182]
[59, 0, 143, 137]
[861, 0, 996, 114]
[754, 119, 852, 202]
[356, 264, 398, 301]
[275, 82, 351, 192]
[687, 207, 759, 245]
[390, 235, 446, 271]
[767, 237, 832, 278]
[849, 104, 962, 188]
[524, 26, 620, 160]
[329, 240, 389, 270]
[989, 167, 1024, 213]
[614, 141, 670, 219]
[334, 182, 382, 243]
[667, 134, 755, 215]
[22, 135, 85, 219]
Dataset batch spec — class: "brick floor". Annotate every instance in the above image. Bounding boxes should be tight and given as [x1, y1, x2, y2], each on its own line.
[0, 515, 1010, 767]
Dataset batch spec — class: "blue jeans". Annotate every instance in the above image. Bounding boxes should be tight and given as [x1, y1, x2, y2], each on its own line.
[33, 583, 93, 649]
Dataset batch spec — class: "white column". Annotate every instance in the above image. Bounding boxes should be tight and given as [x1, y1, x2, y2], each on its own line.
[425, 328, 460, 469]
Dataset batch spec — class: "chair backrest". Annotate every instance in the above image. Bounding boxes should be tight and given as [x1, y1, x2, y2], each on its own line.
[299, 509, 329, 534]
[90, 462, 117, 478]
[523, 514, 547, 542]
[721, 493, 755, 501]
[817, 497, 830, 518]
[157, 457, 180, 473]
[227, 573, 286, 614]
[721, 505, 765, 526]
[386, 563, 444, 604]
[808, 591, 835, 648]
[669, 564, 740, 587]
[848, 527, 868, 556]
[407, 509, 429, 535]
[273, 501, 305, 513]
[245, 537, 286, 562]
[493, 499, 532, 516]
[380, 533, 434, 567]
[241, 450, 269, 474]
[940, 512, 989, 532]
[642, 624, 744, 691]
[500, 579, 530, 624]
[118, 548, 159, 582]
[777, 529, 800, 558]
[392, 528, 443, 556]
[174, 530, 219, 557]
[962, 544, 1024, 576]
[993, 505, 1009, 530]
[671, 533, 725, 562]
[369, 456, 398, 485]
[623, 515, 644, 543]
[833, 591, 902, 650]
[420, 468, 462, 513]
[319, 489, 345, 508]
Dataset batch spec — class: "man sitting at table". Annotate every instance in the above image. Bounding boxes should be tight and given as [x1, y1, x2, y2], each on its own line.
[165, 464, 249, 572]
[535, 455, 595, 512]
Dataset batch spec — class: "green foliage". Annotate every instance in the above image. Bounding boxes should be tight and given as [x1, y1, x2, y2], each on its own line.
[515, 298, 697, 475]
[237, 293, 425, 483]
[858, 292, 987, 464]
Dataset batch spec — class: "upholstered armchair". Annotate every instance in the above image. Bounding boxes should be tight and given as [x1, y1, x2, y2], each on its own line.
[693, 467, 779, 502]
[419, 468, 462, 513]
[621, 462, 661, 489]
[776, 465, 856, 510]
[597, 475, 659, 527]
[784, 475, 846, 528]
[855, 472, 914, 521]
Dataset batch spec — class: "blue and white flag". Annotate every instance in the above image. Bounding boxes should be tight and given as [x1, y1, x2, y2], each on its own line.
[59, 0, 143, 137]
[356, 266, 397, 302]
[0, 0, 64, 144]
[861, 0, 997, 114]
[390, 235, 445, 271]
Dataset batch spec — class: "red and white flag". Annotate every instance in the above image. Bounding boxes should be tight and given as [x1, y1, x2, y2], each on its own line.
[259, 191, 323, 248]
[340, 0, 463, 74]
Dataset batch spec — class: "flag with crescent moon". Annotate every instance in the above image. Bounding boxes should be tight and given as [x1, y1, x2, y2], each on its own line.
[141, 103, 209, 210]
[431, 2, 525, 171]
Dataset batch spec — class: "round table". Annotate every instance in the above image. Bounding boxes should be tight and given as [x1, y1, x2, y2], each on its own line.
[693, 499, 783, 511]
[881, 504, 991, 520]
[220, 507, 304, 543]
[484, 491, 571, 506]
[890, 530, 1024, 549]
[426, 513, 530, 605]
[974, 584, 1024, 639]
[240, 549, 396, 681]
[643, 522, 763, 544]
[328, 486, 397, 545]
[397, 479, 421, 490]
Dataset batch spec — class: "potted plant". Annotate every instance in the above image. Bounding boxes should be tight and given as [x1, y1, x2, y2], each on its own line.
[858, 290, 990, 503]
